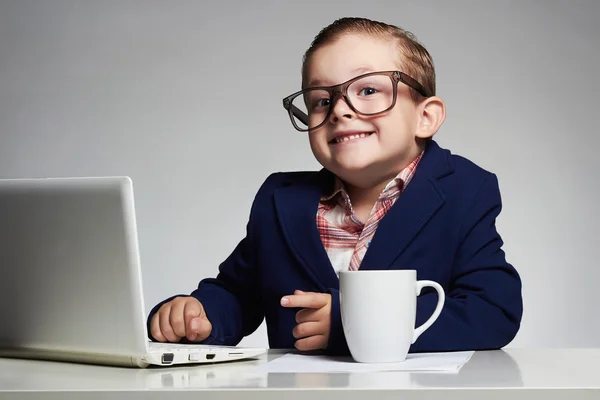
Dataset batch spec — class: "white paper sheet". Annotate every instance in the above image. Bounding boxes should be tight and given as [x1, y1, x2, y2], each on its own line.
[252, 351, 474, 373]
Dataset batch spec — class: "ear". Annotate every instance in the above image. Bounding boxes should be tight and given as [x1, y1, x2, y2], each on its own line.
[415, 96, 446, 139]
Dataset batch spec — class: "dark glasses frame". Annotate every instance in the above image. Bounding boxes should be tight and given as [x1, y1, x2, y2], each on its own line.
[282, 70, 430, 132]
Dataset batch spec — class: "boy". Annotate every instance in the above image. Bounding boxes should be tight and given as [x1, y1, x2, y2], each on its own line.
[147, 17, 523, 355]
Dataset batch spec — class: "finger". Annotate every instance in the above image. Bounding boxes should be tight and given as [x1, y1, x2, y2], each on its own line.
[295, 335, 327, 352]
[281, 293, 328, 309]
[295, 308, 321, 324]
[150, 313, 166, 342]
[169, 300, 188, 338]
[159, 304, 182, 342]
[294, 290, 306, 295]
[183, 300, 203, 338]
[293, 321, 323, 339]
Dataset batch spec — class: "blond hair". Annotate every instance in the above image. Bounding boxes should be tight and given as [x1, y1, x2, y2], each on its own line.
[301, 17, 436, 102]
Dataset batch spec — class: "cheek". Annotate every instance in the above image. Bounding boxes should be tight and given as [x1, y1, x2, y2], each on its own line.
[308, 132, 328, 157]
[375, 111, 415, 142]
[308, 128, 327, 145]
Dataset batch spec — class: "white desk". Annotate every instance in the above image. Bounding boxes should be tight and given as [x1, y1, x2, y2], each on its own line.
[1, 348, 599, 399]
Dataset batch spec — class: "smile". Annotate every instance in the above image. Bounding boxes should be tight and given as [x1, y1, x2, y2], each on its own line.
[331, 132, 374, 144]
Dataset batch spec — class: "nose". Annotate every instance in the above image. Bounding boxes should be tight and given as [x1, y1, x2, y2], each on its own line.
[328, 95, 356, 124]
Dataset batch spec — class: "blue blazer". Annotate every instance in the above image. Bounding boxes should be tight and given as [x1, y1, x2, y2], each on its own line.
[148, 140, 523, 354]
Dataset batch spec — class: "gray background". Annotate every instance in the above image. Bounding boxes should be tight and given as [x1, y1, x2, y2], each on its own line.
[1, 0, 598, 349]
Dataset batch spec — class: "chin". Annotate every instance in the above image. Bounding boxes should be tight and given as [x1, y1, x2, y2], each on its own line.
[334, 155, 379, 172]
[316, 151, 379, 178]
[329, 163, 374, 183]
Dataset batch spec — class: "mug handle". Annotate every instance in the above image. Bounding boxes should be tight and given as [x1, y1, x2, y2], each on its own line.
[412, 280, 445, 343]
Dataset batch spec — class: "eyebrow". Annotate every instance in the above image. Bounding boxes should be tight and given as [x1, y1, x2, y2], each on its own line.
[306, 66, 377, 88]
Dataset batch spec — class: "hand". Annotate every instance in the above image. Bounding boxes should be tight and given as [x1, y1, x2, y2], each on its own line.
[150, 296, 212, 343]
[281, 290, 332, 351]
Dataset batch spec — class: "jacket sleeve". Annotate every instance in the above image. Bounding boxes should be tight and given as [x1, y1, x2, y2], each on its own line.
[410, 173, 523, 352]
[325, 287, 349, 355]
[146, 176, 273, 345]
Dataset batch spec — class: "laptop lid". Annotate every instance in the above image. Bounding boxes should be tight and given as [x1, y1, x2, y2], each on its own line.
[0, 177, 149, 358]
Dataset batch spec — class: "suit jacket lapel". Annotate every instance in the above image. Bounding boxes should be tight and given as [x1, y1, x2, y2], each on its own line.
[360, 141, 452, 270]
[273, 170, 340, 290]
[272, 141, 453, 280]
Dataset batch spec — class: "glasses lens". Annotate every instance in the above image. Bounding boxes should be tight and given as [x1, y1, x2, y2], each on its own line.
[288, 74, 395, 131]
[290, 88, 331, 130]
[347, 74, 394, 115]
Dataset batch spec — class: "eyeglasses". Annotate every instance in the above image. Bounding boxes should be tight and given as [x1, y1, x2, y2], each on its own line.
[282, 70, 430, 132]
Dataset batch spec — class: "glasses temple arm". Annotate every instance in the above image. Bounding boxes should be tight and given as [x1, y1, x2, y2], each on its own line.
[291, 104, 309, 126]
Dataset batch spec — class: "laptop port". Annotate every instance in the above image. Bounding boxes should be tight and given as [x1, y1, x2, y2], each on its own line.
[161, 353, 174, 365]
[206, 353, 216, 360]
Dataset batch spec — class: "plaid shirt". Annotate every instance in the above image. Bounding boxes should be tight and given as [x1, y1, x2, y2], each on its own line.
[316, 153, 423, 274]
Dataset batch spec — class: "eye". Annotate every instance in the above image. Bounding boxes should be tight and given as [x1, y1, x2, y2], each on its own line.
[310, 98, 330, 110]
[317, 98, 331, 107]
[359, 87, 377, 96]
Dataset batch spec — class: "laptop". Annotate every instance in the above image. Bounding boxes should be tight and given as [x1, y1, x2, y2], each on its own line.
[0, 176, 266, 368]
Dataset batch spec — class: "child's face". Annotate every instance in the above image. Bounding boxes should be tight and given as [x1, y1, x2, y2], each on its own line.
[305, 34, 433, 188]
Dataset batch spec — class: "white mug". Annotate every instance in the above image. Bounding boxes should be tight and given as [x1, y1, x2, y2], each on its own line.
[339, 270, 445, 363]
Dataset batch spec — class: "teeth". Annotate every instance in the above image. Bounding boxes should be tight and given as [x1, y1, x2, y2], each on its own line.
[335, 133, 370, 143]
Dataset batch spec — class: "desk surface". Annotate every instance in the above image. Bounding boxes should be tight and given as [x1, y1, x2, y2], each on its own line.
[1, 348, 599, 399]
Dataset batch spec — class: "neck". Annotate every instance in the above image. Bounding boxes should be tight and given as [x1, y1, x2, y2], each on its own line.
[345, 175, 394, 212]
[341, 145, 426, 220]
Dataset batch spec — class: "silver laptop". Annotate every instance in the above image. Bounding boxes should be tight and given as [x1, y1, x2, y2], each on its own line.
[0, 176, 266, 368]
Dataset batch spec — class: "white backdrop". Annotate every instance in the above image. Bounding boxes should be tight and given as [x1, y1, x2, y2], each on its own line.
[1, 0, 598, 348]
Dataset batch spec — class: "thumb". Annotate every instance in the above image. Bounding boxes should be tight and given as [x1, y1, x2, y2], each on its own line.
[187, 315, 212, 342]
[184, 300, 212, 342]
